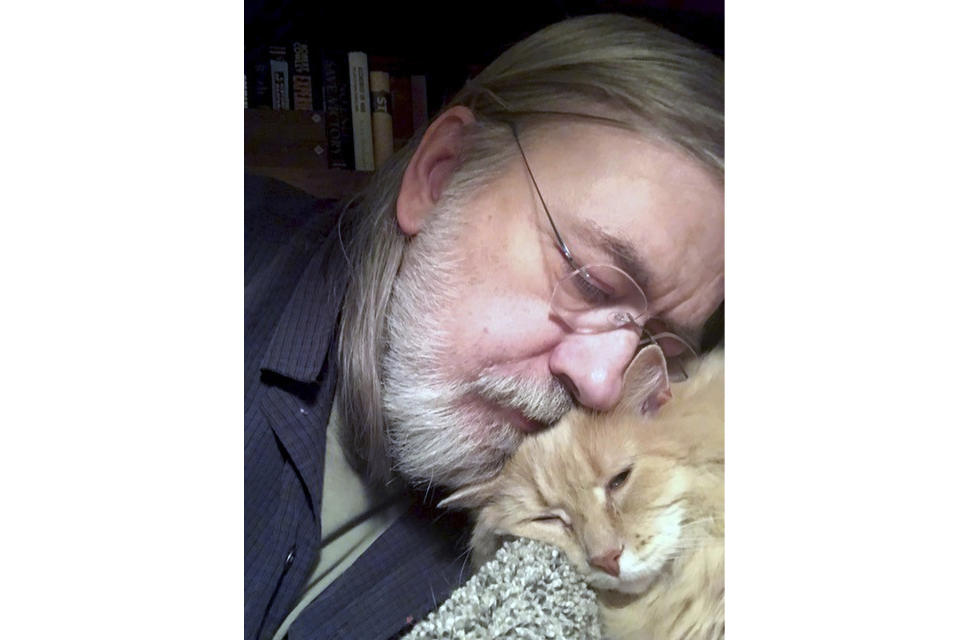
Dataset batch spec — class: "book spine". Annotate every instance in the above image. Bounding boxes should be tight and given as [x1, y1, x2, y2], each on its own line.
[269, 45, 290, 110]
[348, 51, 375, 171]
[411, 74, 428, 132]
[369, 71, 394, 168]
[291, 41, 314, 111]
[389, 74, 413, 150]
[321, 53, 354, 169]
[247, 45, 271, 108]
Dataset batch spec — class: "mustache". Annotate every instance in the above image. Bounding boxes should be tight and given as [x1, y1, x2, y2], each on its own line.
[467, 370, 573, 425]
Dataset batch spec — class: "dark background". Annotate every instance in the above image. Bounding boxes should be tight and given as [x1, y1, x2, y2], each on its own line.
[245, 0, 723, 114]
[244, 1, 724, 56]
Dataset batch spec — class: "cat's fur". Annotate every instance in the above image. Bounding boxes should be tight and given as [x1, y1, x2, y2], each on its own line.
[441, 348, 724, 640]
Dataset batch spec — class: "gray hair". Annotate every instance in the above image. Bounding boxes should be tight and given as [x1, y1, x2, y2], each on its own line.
[335, 13, 724, 484]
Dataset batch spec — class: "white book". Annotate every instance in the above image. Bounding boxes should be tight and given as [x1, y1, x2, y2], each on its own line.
[269, 45, 290, 110]
[369, 70, 394, 168]
[348, 51, 375, 171]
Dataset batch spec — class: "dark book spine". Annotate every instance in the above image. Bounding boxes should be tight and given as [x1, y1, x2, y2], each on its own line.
[390, 75, 413, 150]
[321, 53, 354, 170]
[291, 41, 314, 111]
[411, 74, 428, 132]
[246, 45, 272, 108]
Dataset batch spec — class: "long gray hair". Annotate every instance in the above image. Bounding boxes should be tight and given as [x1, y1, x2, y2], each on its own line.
[335, 14, 723, 484]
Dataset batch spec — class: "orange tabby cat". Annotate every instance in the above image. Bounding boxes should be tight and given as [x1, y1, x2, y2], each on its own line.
[441, 347, 724, 640]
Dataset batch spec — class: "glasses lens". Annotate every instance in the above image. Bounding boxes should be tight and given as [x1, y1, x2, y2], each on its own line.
[550, 264, 648, 332]
[642, 331, 700, 382]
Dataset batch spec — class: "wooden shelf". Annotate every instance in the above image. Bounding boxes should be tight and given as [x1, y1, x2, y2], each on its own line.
[245, 108, 372, 201]
[245, 164, 370, 202]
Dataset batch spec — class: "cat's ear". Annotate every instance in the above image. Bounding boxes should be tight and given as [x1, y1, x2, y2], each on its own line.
[438, 477, 501, 511]
[621, 343, 672, 416]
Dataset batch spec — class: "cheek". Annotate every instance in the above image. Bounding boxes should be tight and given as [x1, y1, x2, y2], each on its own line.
[439, 219, 564, 374]
[617, 489, 661, 545]
[445, 290, 563, 370]
[624, 520, 657, 551]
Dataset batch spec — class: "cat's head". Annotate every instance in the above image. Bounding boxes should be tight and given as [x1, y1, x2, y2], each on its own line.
[440, 348, 724, 594]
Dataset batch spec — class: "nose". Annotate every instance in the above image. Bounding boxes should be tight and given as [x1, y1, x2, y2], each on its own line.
[548, 329, 640, 411]
[589, 547, 623, 577]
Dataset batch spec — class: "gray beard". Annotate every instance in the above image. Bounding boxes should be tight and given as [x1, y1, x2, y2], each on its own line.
[381, 198, 571, 491]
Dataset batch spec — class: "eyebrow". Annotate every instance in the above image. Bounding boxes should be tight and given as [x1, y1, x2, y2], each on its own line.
[567, 220, 699, 341]
[568, 219, 652, 295]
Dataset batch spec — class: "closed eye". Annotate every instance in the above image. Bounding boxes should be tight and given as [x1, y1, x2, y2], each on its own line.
[530, 510, 571, 527]
[531, 515, 563, 523]
[571, 269, 614, 304]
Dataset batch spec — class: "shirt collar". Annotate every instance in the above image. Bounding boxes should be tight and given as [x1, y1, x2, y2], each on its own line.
[260, 227, 349, 383]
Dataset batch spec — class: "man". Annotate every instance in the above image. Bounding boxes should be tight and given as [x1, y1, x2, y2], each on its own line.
[246, 14, 723, 640]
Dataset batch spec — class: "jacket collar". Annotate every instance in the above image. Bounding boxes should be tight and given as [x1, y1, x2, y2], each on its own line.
[260, 226, 348, 383]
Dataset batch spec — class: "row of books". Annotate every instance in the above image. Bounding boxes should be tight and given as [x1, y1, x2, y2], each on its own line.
[245, 42, 430, 172]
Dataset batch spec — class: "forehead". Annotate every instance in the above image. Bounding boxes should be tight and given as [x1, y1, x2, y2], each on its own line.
[523, 123, 724, 331]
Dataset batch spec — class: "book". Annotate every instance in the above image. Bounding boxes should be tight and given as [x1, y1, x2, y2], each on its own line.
[411, 74, 428, 132]
[369, 71, 394, 168]
[390, 74, 414, 150]
[348, 51, 375, 171]
[291, 41, 314, 111]
[321, 52, 354, 170]
[269, 45, 290, 110]
[246, 45, 272, 108]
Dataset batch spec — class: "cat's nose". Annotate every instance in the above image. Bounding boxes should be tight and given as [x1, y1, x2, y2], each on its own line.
[549, 329, 639, 411]
[589, 547, 623, 577]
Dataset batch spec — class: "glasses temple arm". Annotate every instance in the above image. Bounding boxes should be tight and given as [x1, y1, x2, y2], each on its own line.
[509, 124, 580, 271]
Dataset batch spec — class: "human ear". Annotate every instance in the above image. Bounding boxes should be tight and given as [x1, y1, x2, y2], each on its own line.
[395, 105, 476, 236]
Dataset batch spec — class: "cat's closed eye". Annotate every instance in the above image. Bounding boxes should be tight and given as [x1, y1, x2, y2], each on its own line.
[607, 466, 632, 491]
[529, 510, 572, 527]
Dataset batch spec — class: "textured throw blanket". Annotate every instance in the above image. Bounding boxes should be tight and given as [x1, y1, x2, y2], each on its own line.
[402, 538, 601, 640]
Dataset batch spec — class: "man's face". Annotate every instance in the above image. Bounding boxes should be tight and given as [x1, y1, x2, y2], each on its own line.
[382, 123, 724, 490]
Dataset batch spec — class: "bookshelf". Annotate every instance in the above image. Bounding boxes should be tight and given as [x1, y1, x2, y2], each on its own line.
[244, 1, 722, 200]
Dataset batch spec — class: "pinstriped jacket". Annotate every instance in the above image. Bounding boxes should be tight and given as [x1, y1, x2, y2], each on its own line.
[244, 175, 468, 640]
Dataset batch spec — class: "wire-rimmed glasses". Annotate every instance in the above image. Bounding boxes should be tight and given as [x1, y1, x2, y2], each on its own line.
[509, 123, 700, 384]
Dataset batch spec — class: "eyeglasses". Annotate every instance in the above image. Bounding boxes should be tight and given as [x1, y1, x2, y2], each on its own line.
[509, 123, 700, 384]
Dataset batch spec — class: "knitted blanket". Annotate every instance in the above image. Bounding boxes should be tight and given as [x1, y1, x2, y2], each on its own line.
[402, 538, 601, 640]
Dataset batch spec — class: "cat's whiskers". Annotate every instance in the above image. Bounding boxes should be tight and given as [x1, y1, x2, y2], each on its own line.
[663, 533, 714, 557]
[644, 496, 686, 513]
[678, 516, 719, 530]
[454, 545, 473, 585]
